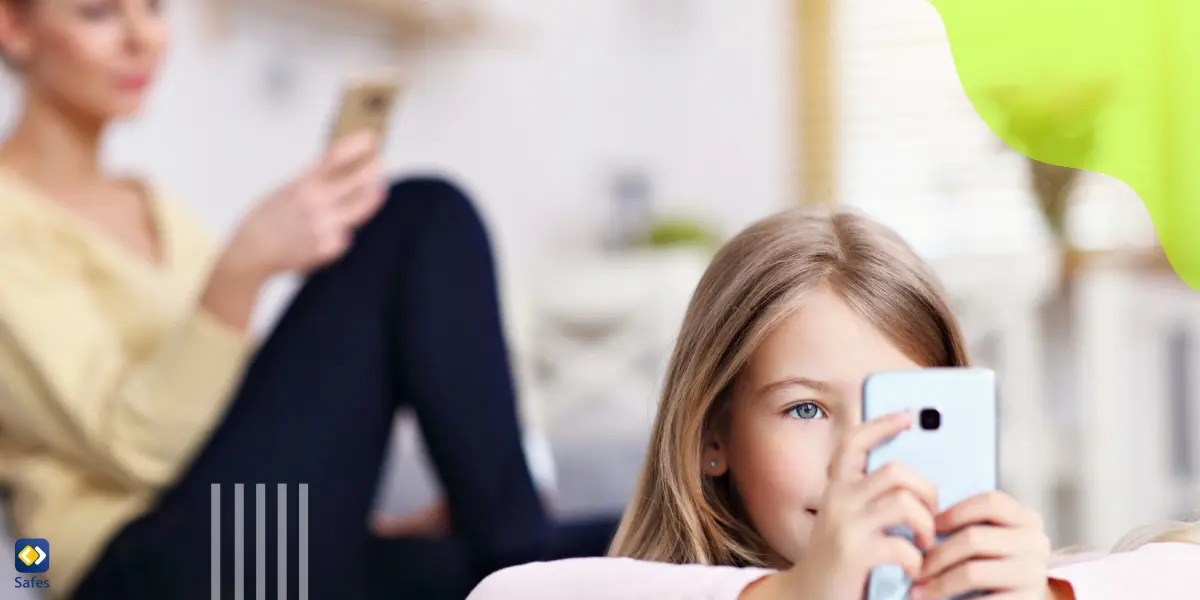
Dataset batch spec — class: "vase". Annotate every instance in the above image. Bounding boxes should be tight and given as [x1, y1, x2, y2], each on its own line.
[1026, 157, 1083, 293]
[1029, 158, 1081, 243]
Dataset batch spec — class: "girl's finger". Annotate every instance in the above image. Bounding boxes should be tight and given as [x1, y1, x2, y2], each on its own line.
[937, 491, 1043, 533]
[866, 535, 925, 581]
[861, 488, 937, 551]
[854, 461, 939, 515]
[828, 411, 913, 482]
[909, 558, 1042, 600]
[976, 593, 1040, 600]
[918, 525, 1025, 582]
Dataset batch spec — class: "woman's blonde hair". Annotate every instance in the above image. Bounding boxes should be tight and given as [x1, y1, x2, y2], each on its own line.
[609, 205, 970, 566]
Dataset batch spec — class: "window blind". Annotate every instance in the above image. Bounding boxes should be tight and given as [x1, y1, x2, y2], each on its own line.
[832, 0, 1051, 259]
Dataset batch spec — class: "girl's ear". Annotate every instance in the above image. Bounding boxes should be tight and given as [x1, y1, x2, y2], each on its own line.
[701, 434, 729, 477]
[0, 3, 33, 70]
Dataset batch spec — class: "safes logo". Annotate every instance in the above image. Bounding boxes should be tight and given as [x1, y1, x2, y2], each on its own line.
[13, 538, 50, 590]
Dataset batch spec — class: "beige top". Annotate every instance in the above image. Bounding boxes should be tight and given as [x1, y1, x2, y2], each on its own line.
[0, 171, 250, 596]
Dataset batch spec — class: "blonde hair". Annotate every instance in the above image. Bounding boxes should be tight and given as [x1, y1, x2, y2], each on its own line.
[1052, 520, 1200, 564]
[609, 205, 970, 566]
[1111, 520, 1200, 552]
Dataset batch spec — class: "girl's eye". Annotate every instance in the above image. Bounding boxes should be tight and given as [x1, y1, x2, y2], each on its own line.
[786, 401, 826, 420]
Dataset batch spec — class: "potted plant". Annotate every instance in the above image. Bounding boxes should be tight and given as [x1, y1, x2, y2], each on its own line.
[645, 216, 722, 252]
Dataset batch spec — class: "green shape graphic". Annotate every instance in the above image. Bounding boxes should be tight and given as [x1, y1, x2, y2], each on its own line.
[929, 0, 1200, 288]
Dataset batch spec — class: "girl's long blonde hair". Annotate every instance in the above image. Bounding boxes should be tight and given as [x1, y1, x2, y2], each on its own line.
[609, 206, 970, 566]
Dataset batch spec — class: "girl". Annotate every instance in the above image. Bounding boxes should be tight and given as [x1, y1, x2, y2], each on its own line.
[0, 1, 612, 598]
[469, 205, 1199, 599]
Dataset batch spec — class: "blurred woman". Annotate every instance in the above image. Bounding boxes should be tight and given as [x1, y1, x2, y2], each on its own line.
[0, 1, 613, 598]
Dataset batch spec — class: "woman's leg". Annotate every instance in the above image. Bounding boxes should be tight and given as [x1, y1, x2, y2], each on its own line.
[72, 177, 563, 599]
[385, 182, 554, 574]
[363, 519, 621, 600]
[383, 190, 619, 578]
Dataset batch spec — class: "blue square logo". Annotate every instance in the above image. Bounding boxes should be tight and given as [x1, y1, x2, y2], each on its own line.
[14, 539, 49, 574]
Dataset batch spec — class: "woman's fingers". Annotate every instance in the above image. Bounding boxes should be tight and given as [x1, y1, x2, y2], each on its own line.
[313, 155, 386, 227]
[320, 132, 378, 177]
[326, 156, 380, 199]
[338, 174, 387, 226]
[828, 411, 913, 482]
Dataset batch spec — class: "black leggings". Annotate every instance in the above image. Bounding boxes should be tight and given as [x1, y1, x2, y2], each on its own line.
[72, 177, 617, 600]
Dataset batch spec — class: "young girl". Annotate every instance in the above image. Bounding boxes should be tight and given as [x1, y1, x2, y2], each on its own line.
[468, 205, 1200, 599]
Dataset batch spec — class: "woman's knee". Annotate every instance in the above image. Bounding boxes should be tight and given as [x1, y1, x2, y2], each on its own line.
[385, 175, 481, 223]
[373, 175, 493, 251]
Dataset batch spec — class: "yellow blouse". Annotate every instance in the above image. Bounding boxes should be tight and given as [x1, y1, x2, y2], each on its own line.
[0, 171, 250, 597]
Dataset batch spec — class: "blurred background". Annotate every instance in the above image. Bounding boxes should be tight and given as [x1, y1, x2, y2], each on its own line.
[1, 0, 1193, 569]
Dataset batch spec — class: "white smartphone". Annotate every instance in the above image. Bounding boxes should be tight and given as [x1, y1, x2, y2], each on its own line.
[862, 368, 999, 600]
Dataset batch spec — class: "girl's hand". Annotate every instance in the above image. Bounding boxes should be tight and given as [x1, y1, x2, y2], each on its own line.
[913, 491, 1052, 600]
[777, 411, 939, 600]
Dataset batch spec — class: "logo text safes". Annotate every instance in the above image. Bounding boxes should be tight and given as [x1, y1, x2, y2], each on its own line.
[13, 538, 49, 590]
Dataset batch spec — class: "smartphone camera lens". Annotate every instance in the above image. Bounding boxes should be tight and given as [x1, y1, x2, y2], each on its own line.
[365, 94, 387, 113]
[919, 408, 941, 431]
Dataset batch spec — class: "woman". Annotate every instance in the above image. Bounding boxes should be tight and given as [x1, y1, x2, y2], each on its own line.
[0, 1, 612, 598]
[468, 206, 1199, 599]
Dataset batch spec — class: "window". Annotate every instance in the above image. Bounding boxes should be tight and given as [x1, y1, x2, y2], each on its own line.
[831, 0, 1152, 257]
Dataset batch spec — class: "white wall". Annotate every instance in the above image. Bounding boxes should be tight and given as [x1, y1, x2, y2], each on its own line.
[1, 0, 795, 275]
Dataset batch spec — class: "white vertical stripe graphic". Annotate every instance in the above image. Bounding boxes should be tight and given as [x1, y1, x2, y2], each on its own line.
[234, 484, 245, 600]
[211, 484, 221, 600]
[278, 483, 288, 600]
[209, 483, 308, 600]
[256, 484, 266, 600]
[299, 484, 309, 600]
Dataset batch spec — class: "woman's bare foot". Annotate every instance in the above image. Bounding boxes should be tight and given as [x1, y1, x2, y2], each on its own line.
[371, 502, 451, 538]
[370, 489, 558, 538]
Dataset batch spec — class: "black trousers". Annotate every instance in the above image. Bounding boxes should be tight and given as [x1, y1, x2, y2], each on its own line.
[72, 177, 617, 600]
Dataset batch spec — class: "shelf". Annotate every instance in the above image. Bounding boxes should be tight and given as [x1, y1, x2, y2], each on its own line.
[312, 0, 487, 41]
[206, 0, 502, 45]
[1064, 246, 1174, 275]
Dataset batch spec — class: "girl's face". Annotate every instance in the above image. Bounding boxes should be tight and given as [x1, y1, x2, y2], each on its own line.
[712, 287, 920, 566]
[0, 0, 167, 122]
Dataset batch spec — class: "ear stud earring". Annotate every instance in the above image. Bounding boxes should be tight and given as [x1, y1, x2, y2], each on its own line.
[710, 460, 719, 469]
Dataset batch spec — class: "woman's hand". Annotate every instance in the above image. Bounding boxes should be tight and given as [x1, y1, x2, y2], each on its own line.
[222, 131, 387, 279]
[913, 491, 1052, 600]
[200, 132, 386, 330]
[764, 412, 938, 600]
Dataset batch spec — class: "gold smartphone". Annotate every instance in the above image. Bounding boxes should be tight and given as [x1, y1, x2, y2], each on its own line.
[327, 75, 405, 147]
